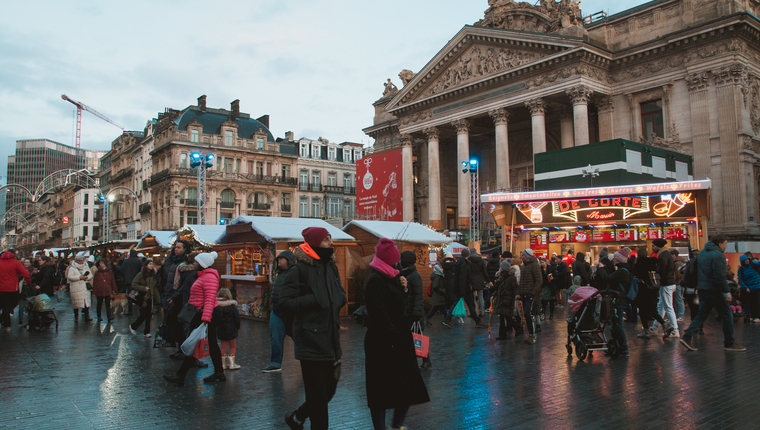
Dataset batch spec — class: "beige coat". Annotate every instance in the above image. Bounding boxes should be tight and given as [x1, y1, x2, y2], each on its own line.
[67, 262, 94, 309]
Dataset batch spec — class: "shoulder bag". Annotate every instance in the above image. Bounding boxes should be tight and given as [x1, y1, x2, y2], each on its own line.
[178, 303, 199, 324]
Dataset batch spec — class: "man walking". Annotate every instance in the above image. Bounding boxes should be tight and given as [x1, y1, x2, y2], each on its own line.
[443, 249, 486, 328]
[651, 238, 678, 338]
[680, 235, 746, 352]
[279, 227, 347, 430]
[516, 249, 542, 344]
[263, 250, 296, 373]
[121, 248, 142, 316]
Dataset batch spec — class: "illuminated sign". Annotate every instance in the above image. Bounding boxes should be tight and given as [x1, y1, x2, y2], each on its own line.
[62, 216, 69, 225]
[552, 197, 649, 222]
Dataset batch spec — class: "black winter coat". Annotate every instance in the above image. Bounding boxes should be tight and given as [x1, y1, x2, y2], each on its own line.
[401, 264, 424, 321]
[37, 263, 57, 297]
[270, 250, 296, 317]
[213, 300, 241, 341]
[572, 254, 592, 285]
[441, 259, 458, 304]
[493, 272, 518, 317]
[121, 251, 142, 285]
[455, 257, 471, 297]
[277, 245, 347, 362]
[597, 262, 632, 307]
[486, 256, 501, 283]
[657, 249, 676, 286]
[468, 255, 490, 291]
[430, 271, 446, 306]
[364, 269, 430, 409]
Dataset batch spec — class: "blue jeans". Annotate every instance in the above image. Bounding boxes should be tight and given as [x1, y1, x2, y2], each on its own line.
[269, 311, 286, 367]
[674, 285, 684, 319]
[612, 305, 628, 353]
[683, 290, 735, 347]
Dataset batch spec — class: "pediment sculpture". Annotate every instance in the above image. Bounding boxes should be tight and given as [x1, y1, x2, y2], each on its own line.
[476, 0, 582, 34]
[428, 45, 544, 95]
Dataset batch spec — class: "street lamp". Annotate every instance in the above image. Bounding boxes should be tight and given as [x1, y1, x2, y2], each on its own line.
[582, 164, 600, 187]
[100, 186, 138, 242]
[462, 158, 480, 246]
[190, 152, 215, 225]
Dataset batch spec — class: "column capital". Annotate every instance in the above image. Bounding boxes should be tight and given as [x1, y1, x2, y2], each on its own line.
[400, 133, 414, 147]
[685, 71, 710, 92]
[566, 85, 593, 105]
[488, 108, 509, 125]
[451, 119, 470, 134]
[525, 98, 545, 116]
[423, 126, 439, 140]
[594, 95, 614, 114]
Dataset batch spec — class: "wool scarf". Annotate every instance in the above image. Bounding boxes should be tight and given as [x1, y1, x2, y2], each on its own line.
[370, 256, 399, 278]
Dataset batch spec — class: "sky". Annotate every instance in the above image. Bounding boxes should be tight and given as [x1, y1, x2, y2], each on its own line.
[0, 0, 646, 183]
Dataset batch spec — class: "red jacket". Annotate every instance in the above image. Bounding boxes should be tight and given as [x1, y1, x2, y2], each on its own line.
[0, 251, 31, 293]
[187, 268, 220, 323]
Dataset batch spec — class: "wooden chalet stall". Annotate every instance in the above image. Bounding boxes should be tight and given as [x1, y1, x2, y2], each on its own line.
[135, 231, 176, 258]
[215, 216, 357, 322]
[341, 221, 453, 298]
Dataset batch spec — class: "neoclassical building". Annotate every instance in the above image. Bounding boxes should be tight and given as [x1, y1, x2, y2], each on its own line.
[364, 0, 760, 245]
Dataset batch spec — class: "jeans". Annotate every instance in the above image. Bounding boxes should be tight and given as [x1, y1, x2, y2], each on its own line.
[269, 311, 286, 367]
[96, 296, 113, 321]
[295, 360, 340, 430]
[370, 406, 409, 430]
[520, 294, 536, 335]
[474, 290, 485, 315]
[683, 290, 735, 347]
[656, 284, 678, 330]
[674, 284, 685, 319]
[612, 305, 628, 353]
[541, 300, 555, 317]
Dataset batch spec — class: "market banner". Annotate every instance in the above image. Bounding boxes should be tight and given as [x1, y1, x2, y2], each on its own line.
[356, 148, 403, 221]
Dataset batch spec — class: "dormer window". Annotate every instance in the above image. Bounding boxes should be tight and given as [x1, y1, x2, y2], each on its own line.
[343, 149, 351, 163]
[191, 130, 199, 143]
[354, 150, 362, 162]
[256, 137, 264, 150]
[328, 147, 336, 161]
[225, 130, 234, 147]
[312, 145, 320, 159]
[300, 143, 308, 157]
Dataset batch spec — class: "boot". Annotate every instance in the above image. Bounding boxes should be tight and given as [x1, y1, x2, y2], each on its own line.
[83, 307, 93, 322]
[228, 356, 241, 370]
[162, 373, 185, 387]
[203, 372, 226, 383]
[73, 309, 79, 322]
[222, 355, 229, 370]
[420, 357, 432, 371]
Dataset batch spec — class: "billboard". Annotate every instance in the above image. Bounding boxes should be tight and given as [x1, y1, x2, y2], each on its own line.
[356, 148, 403, 221]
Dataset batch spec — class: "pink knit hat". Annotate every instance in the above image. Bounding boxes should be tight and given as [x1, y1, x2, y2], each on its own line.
[375, 238, 400, 266]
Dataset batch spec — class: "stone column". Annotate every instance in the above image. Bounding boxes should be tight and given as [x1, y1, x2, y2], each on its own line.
[559, 107, 575, 149]
[686, 72, 711, 180]
[566, 85, 593, 146]
[525, 98, 546, 154]
[401, 134, 414, 222]
[452, 119, 471, 229]
[595, 96, 615, 141]
[489, 108, 511, 190]
[424, 127, 442, 230]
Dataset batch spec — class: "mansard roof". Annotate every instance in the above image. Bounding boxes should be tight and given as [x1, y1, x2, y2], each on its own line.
[174, 107, 275, 142]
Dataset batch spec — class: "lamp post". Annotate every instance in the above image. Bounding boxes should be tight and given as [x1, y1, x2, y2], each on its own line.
[462, 158, 480, 246]
[190, 152, 215, 225]
[582, 164, 600, 187]
[99, 186, 138, 242]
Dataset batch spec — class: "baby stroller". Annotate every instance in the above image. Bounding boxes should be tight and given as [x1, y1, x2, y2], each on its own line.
[565, 287, 621, 360]
[26, 294, 58, 331]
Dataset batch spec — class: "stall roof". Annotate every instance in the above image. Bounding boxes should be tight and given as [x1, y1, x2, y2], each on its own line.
[136, 231, 176, 249]
[343, 221, 452, 245]
[185, 225, 228, 245]
[220, 216, 355, 243]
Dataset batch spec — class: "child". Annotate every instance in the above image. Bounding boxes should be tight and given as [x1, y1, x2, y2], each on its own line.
[214, 288, 241, 370]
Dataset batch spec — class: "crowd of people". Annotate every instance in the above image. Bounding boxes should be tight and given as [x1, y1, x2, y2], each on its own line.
[0, 230, 752, 429]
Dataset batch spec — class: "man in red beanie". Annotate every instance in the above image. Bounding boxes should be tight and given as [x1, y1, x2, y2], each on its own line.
[279, 227, 347, 430]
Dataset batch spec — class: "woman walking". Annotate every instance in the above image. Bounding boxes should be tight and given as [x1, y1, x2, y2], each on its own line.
[633, 247, 670, 338]
[163, 251, 225, 386]
[493, 261, 520, 340]
[129, 260, 157, 337]
[67, 254, 94, 323]
[92, 259, 118, 322]
[364, 238, 429, 430]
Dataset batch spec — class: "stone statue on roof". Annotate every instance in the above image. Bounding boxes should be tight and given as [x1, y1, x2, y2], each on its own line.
[476, 0, 584, 35]
[383, 78, 398, 96]
[399, 69, 416, 86]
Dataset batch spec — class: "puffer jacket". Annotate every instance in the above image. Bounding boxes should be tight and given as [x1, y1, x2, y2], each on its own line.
[696, 241, 730, 296]
[277, 244, 347, 362]
[597, 262, 632, 307]
[271, 250, 296, 317]
[518, 256, 542, 297]
[657, 248, 676, 286]
[737, 255, 760, 291]
[493, 272, 518, 317]
[187, 267, 220, 323]
[468, 254, 490, 291]
[213, 300, 240, 341]
[402, 264, 424, 321]
[0, 251, 30, 292]
[36, 262, 57, 297]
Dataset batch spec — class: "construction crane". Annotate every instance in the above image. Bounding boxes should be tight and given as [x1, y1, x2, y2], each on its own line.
[61, 94, 124, 151]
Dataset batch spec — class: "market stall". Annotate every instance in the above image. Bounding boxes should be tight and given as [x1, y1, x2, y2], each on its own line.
[215, 216, 356, 321]
[135, 230, 175, 257]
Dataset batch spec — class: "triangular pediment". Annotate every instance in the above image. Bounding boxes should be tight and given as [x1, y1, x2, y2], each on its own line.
[386, 26, 582, 112]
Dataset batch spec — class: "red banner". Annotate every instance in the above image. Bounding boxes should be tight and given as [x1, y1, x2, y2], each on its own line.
[356, 149, 403, 221]
[616, 229, 637, 242]
[592, 228, 615, 242]
[664, 226, 687, 239]
[571, 230, 591, 242]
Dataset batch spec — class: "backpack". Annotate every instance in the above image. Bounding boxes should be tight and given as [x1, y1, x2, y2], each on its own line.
[681, 258, 698, 293]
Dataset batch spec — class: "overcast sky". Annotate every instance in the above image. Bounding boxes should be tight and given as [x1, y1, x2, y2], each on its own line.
[0, 0, 645, 182]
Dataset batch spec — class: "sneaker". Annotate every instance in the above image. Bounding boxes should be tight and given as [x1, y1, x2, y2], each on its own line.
[128, 326, 137, 335]
[425, 319, 432, 326]
[17, 321, 25, 326]
[524, 335, 537, 344]
[194, 359, 209, 369]
[285, 411, 304, 430]
[170, 351, 185, 360]
[725, 343, 747, 352]
[557, 305, 564, 309]
[677, 317, 684, 322]
[663, 325, 675, 338]
[637, 331, 651, 339]
[475, 322, 487, 328]
[144, 334, 152, 338]
[621, 350, 630, 356]
[443, 321, 455, 329]
[162, 373, 185, 387]
[540, 313, 546, 321]
[680, 338, 698, 351]
[262, 365, 282, 373]
[697, 327, 705, 334]
[648, 326, 659, 334]
[752, 318, 760, 323]
[664, 331, 680, 338]
[419, 361, 432, 371]
[203, 372, 226, 382]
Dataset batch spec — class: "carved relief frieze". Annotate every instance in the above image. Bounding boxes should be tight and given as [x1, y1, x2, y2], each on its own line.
[524, 64, 610, 89]
[428, 45, 546, 95]
[399, 110, 433, 126]
[476, 0, 582, 34]
[750, 78, 760, 136]
[594, 95, 614, 114]
[685, 71, 710, 92]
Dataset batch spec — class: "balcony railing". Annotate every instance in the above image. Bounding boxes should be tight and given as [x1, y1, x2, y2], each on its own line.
[139, 203, 152, 214]
[344, 187, 356, 195]
[247, 203, 271, 210]
[110, 168, 133, 184]
[149, 169, 170, 185]
[281, 204, 291, 212]
[220, 201, 235, 209]
[179, 198, 197, 207]
[300, 182, 310, 191]
[310, 184, 322, 192]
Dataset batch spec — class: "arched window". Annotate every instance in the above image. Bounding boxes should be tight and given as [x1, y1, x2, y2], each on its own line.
[221, 189, 234, 209]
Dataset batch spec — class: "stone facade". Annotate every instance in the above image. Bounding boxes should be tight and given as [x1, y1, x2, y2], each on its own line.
[364, 0, 760, 243]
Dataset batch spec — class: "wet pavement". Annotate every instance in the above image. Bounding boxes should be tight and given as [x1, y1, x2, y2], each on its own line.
[2, 297, 760, 430]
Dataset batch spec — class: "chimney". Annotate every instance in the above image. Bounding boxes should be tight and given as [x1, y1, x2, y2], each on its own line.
[285, 131, 294, 141]
[231, 99, 240, 118]
[256, 114, 270, 129]
[198, 95, 207, 111]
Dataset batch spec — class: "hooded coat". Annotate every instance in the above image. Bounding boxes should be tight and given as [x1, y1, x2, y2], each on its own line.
[493, 271, 518, 317]
[572, 253, 592, 286]
[131, 268, 158, 307]
[400, 252, 424, 322]
[467, 253, 490, 291]
[696, 241, 730, 295]
[429, 267, 446, 307]
[0, 251, 30, 293]
[270, 250, 296, 317]
[121, 250, 142, 285]
[597, 261, 632, 307]
[440, 258, 458, 305]
[518, 255, 542, 297]
[737, 255, 760, 291]
[364, 268, 430, 410]
[657, 247, 676, 286]
[486, 255, 501, 283]
[36, 261, 57, 297]
[277, 244, 347, 362]
[213, 299, 240, 340]
[67, 260, 93, 309]
[455, 256, 471, 297]
[187, 267, 220, 323]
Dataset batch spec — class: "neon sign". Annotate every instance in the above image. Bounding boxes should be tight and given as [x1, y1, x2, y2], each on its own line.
[653, 193, 693, 217]
[553, 197, 649, 222]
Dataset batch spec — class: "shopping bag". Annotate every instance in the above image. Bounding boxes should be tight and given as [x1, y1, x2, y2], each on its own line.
[194, 338, 210, 359]
[180, 324, 207, 356]
[452, 298, 467, 318]
[411, 322, 429, 358]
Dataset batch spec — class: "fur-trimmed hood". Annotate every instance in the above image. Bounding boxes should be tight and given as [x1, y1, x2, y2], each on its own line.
[294, 245, 338, 266]
[218, 299, 238, 307]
